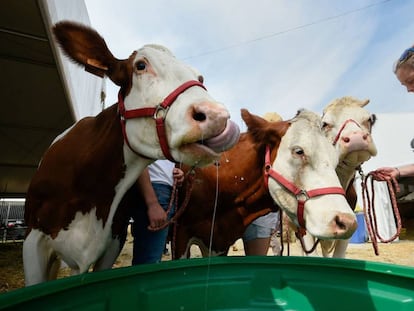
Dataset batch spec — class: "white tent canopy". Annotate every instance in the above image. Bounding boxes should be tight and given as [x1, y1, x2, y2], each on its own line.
[361, 112, 414, 173]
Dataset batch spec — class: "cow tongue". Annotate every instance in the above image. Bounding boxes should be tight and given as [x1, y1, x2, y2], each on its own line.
[203, 119, 240, 152]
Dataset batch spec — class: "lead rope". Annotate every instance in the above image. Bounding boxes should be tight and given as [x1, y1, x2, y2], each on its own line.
[169, 167, 196, 259]
[278, 212, 320, 256]
[296, 232, 320, 254]
[278, 210, 285, 256]
[150, 166, 195, 260]
[360, 168, 402, 256]
[283, 212, 291, 256]
[277, 211, 321, 256]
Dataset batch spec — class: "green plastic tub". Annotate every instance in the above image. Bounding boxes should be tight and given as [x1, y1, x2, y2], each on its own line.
[1, 256, 414, 310]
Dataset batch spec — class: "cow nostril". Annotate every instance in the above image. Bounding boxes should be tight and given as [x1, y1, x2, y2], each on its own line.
[193, 111, 206, 122]
[335, 215, 347, 230]
[342, 137, 350, 143]
[334, 213, 357, 238]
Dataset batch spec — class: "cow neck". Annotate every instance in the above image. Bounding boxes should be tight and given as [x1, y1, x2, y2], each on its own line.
[336, 162, 359, 190]
[263, 145, 345, 229]
[117, 80, 206, 162]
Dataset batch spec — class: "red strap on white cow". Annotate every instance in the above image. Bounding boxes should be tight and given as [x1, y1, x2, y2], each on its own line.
[332, 119, 361, 146]
[264, 145, 345, 229]
[118, 80, 206, 161]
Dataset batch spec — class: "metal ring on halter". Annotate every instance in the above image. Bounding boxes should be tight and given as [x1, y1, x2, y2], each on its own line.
[296, 190, 309, 202]
[153, 105, 170, 119]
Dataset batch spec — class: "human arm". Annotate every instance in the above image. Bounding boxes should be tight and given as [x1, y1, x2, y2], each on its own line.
[136, 168, 167, 230]
[376, 164, 414, 180]
[395, 164, 414, 178]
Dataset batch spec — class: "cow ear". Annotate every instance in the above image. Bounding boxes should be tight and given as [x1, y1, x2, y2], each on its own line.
[241, 109, 288, 144]
[52, 21, 130, 86]
[241, 109, 266, 131]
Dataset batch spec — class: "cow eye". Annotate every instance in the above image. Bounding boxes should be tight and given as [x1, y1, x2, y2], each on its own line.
[321, 122, 333, 133]
[369, 114, 376, 126]
[135, 60, 146, 71]
[363, 114, 376, 132]
[321, 122, 330, 129]
[198, 75, 204, 83]
[293, 147, 304, 156]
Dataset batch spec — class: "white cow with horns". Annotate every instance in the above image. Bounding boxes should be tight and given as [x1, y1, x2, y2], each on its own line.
[23, 21, 240, 286]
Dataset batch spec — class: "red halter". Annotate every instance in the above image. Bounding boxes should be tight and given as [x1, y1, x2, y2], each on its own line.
[332, 119, 361, 146]
[118, 80, 206, 162]
[263, 145, 345, 229]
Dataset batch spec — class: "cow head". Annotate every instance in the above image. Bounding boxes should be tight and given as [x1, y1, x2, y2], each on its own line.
[321, 97, 377, 177]
[243, 109, 356, 239]
[52, 21, 240, 167]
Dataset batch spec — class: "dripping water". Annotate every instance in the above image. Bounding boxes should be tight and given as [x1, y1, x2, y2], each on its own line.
[203, 159, 220, 310]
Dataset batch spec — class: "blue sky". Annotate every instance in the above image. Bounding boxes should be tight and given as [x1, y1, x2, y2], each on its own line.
[84, 0, 414, 129]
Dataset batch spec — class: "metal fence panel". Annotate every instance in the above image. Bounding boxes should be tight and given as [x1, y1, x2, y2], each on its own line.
[0, 201, 26, 242]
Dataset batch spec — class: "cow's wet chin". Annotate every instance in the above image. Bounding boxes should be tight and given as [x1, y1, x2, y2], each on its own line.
[177, 119, 240, 167]
[339, 150, 373, 168]
[178, 143, 221, 167]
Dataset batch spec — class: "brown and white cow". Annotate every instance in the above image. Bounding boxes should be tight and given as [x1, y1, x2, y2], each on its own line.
[23, 21, 240, 286]
[299, 96, 377, 257]
[172, 109, 356, 259]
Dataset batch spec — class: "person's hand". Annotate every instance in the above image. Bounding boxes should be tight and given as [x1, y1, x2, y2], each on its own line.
[374, 167, 399, 180]
[373, 167, 401, 193]
[147, 202, 167, 231]
[173, 167, 184, 186]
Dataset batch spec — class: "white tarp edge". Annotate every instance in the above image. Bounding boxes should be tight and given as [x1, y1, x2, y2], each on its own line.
[354, 176, 399, 243]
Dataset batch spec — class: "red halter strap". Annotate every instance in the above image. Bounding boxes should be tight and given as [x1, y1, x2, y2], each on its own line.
[264, 145, 345, 228]
[332, 119, 361, 146]
[118, 80, 206, 161]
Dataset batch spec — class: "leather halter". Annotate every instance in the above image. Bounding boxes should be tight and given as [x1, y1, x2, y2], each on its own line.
[263, 145, 345, 229]
[332, 119, 361, 146]
[118, 80, 206, 162]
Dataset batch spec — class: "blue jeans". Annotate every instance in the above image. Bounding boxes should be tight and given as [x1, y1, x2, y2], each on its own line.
[243, 223, 274, 242]
[131, 183, 175, 265]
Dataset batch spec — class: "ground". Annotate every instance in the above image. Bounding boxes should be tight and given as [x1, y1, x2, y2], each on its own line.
[1, 227, 414, 293]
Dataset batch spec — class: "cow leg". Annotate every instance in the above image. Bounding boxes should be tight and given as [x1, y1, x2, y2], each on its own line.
[173, 229, 192, 259]
[175, 238, 192, 259]
[197, 241, 211, 257]
[320, 240, 335, 257]
[23, 229, 60, 286]
[192, 237, 225, 257]
[331, 239, 349, 258]
[93, 237, 124, 271]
